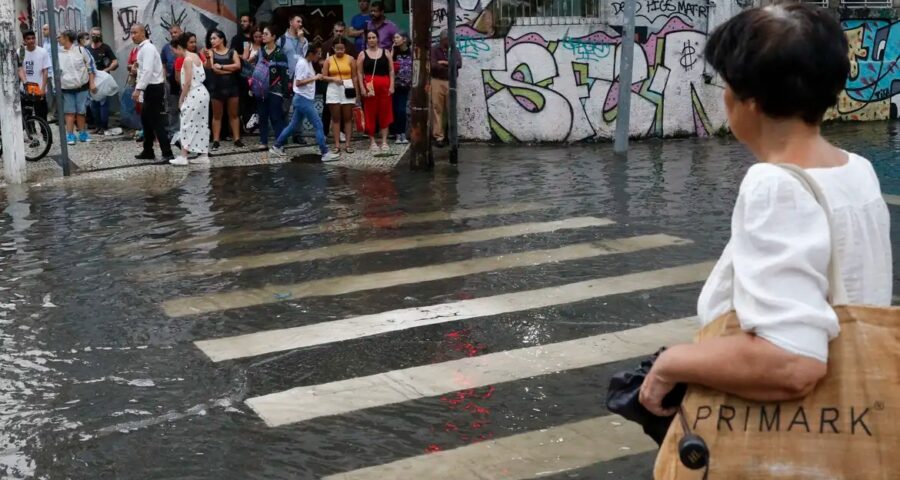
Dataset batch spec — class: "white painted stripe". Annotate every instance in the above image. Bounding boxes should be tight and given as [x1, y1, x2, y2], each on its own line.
[162, 234, 694, 317]
[884, 194, 900, 206]
[196, 261, 712, 362]
[245, 315, 700, 427]
[153, 216, 615, 277]
[322, 414, 656, 480]
[163, 203, 548, 250]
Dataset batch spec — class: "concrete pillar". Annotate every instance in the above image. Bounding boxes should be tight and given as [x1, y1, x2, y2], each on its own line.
[0, 0, 27, 184]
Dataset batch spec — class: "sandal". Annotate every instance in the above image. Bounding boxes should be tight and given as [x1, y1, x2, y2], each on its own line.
[344, 146, 355, 154]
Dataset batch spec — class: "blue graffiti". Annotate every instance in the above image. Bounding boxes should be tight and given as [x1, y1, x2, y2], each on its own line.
[559, 35, 612, 63]
[457, 36, 491, 59]
[844, 20, 900, 103]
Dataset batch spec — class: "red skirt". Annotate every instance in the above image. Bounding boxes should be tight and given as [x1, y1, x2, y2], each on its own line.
[362, 74, 393, 137]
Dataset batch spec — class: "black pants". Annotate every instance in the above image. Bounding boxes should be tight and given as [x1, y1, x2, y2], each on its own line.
[141, 83, 172, 156]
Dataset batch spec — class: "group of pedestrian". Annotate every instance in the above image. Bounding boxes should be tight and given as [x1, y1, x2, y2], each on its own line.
[15, 0, 458, 165]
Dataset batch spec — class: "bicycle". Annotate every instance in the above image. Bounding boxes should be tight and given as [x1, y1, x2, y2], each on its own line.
[0, 84, 54, 162]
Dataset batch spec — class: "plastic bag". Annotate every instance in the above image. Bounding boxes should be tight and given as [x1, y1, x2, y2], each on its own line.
[90, 70, 119, 101]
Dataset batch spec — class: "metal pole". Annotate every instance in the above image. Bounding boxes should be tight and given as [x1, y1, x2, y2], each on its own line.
[409, 0, 433, 170]
[447, 0, 458, 165]
[613, 0, 636, 154]
[46, 0, 71, 176]
[0, 0, 27, 183]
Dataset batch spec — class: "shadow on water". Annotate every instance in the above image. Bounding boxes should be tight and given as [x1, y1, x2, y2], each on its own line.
[0, 121, 896, 478]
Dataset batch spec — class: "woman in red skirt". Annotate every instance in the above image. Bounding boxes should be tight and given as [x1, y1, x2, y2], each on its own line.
[356, 31, 395, 151]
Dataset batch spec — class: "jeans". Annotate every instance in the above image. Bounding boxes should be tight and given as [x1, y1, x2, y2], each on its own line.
[276, 94, 326, 154]
[257, 94, 286, 147]
[390, 87, 410, 136]
[91, 98, 110, 130]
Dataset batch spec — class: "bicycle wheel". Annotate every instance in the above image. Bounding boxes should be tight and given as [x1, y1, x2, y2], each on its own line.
[23, 116, 52, 162]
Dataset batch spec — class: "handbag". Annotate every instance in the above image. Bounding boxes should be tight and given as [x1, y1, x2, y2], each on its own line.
[334, 58, 356, 99]
[365, 51, 378, 95]
[353, 106, 365, 132]
[654, 164, 900, 479]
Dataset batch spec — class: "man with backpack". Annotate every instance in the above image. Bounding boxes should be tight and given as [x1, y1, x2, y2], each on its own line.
[253, 26, 290, 150]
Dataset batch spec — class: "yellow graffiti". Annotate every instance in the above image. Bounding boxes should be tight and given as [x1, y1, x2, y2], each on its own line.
[845, 26, 867, 80]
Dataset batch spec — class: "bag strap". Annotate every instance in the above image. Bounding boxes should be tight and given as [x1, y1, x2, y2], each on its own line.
[775, 163, 849, 306]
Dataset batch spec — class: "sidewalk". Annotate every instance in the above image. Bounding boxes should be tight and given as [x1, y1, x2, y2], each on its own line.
[2, 131, 407, 186]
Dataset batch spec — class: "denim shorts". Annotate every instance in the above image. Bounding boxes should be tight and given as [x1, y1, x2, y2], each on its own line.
[62, 89, 89, 115]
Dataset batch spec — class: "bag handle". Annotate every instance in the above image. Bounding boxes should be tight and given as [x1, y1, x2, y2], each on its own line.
[775, 164, 849, 306]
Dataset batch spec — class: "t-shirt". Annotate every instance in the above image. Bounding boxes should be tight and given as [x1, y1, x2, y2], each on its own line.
[366, 19, 399, 50]
[292, 57, 316, 99]
[279, 32, 308, 78]
[351, 13, 371, 52]
[19, 46, 51, 92]
[231, 33, 252, 56]
[88, 43, 116, 71]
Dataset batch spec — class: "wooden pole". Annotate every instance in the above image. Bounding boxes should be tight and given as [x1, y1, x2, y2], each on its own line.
[0, 0, 27, 184]
[409, 0, 433, 170]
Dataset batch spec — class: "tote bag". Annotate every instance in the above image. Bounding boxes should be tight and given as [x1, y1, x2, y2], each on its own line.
[654, 164, 900, 479]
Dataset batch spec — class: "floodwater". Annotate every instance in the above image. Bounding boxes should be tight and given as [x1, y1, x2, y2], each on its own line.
[0, 122, 897, 479]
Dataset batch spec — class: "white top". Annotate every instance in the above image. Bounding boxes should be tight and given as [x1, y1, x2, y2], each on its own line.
[697, 153, 892, 363]
[58, 45, 94, 90]
[21, 46, 51, 91]
[135, 40, 165, 90]
[292, 57, 316, 99]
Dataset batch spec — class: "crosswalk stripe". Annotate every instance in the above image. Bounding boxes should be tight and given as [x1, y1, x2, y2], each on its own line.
[322, 414, 655, 480]
[884, 194, 900, 206]
[162, 233, 694, 317]
[196, 261, 712, 362]
[245, 315, 699, 427]
[161, 203, 548, 250]
[150, 216, 615, 277]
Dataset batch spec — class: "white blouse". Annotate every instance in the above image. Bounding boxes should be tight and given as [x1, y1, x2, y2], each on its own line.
[697, 153, 892, 362]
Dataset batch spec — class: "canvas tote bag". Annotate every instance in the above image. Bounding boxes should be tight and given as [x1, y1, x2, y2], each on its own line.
[654, 164, 900, 479]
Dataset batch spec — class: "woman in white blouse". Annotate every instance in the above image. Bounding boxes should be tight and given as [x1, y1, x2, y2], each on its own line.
[640, 4, 892, 416]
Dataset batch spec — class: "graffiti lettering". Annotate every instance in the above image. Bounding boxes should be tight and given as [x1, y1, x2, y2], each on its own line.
[679, 40, 698, 71]
[560, 36, 612, 63]
[612, 0, 709, 21]
[457, 36, 491, 59]
[433, 8, 448, 26]
[117, 6, 138, 40]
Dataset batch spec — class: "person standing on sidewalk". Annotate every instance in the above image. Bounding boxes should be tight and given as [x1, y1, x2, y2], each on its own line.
[279, 15, 309, 144]
[131, 23, 174, 161]
[17, 30, 51, 120]
[322, 38, 358, 153]
[366, 2, 399, 50]
[160, 24, 183, 143]
[357, 31, 394, 151]
[390, 32, 411, 144]
[430, 29, 461, 148]
[58, 30, 96, 145]
[271, 45, 339, 162]
[169, 35, 210, 166]
[233, 14, 256, 137]
[320, 21, 357, 141]
[348, 0, 372, 54]
[204, 30, 244, 150]
[87, 27, 118, 135]
[255, 26, 289, 151]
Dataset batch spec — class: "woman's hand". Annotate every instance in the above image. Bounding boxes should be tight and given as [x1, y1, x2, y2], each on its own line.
[639, 354, 679, 417]
[389, 85, 394, 95]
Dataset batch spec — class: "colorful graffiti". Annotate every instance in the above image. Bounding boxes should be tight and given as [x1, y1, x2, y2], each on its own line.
[828, 19, 900, 121]
[454, 16, 726, 142]
[31, 0, 99, 33]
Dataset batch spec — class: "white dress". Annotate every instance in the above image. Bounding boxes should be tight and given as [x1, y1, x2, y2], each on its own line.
[697, 153, 892, 363]
[179, 59, 210, 154]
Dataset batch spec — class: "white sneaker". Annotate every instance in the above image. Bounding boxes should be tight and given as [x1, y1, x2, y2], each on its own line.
[380, 144, 390, 152]
[169, 156, 189, 166]
[340, 132, 346, 142]
[104, 127, 123, 136]
[190, 154, 210, 164]
[269, 146, 286, 156]
[322, 151, 341, 162]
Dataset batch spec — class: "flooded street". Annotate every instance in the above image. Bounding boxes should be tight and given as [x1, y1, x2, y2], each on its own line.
[1, 122, 898, 479]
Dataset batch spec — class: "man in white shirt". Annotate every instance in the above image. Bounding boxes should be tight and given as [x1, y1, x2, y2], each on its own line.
[270, 45, 339, 162]
[17, 30, 51, 120]
[130, 23, 173, 160]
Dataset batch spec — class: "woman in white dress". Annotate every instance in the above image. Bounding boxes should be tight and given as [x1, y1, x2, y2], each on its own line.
[170, 34, 210, 166]
[639, 4, 892, 416]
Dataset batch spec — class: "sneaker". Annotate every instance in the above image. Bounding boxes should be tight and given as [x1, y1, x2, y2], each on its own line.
[340, 132, 346, 142]
[190, 154, 210, 165]
[322, 151, 341, 162]
[79, 131, 91, 143]
[169, 156, 189, 166]
[246, 114, 259, 130]
[234, 139, 245, 148]
[380, 144, 390, 152]
[269, 146, 286, 156]
[105, 127, 123, 136]
[66, 133, 76, 145]
[211, 141, 220, 151]
[401, 134, 409, 144]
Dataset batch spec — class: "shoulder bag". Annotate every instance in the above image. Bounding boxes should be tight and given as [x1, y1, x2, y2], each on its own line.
[333, 57, 356, 99]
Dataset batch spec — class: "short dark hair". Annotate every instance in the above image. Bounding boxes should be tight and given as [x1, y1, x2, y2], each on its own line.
[306, 42, 322, 57]
[60, 30, 77, 43]
[705, 3, 849, 125]
[371, 1, 384, 12]
[333, 20, 346, 28]
[240, 13, 255, 23]
[22, 30, 36, 40]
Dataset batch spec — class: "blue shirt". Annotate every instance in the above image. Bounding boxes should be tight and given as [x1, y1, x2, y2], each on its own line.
[351, 13, 371, 53]
[160, 43, 177, 82]
[279, 32, 308, 78]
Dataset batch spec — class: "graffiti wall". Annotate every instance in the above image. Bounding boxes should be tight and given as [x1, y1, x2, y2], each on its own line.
[828, 19, 900, 122]
[31, 0, 99, 32]
[439, 0, 746, 142]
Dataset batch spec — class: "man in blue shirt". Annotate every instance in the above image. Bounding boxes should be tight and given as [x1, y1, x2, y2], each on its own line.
[348, 0, 371, 54]
[278, 14, 309, 144]
[159, 24, 182, 141]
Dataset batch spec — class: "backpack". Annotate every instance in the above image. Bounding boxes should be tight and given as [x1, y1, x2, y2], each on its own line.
[249, 54, 270, 99]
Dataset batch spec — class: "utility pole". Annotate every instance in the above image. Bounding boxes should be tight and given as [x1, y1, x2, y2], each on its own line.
[0, 0, 27, 184]
[409, 0, 433, 170]
[447, 0, 458, 165]
[47, 0, 71, 176]
[613, 0, 636, 154]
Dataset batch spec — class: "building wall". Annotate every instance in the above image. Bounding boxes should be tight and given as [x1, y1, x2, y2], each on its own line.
[30, 0, 100, 33]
